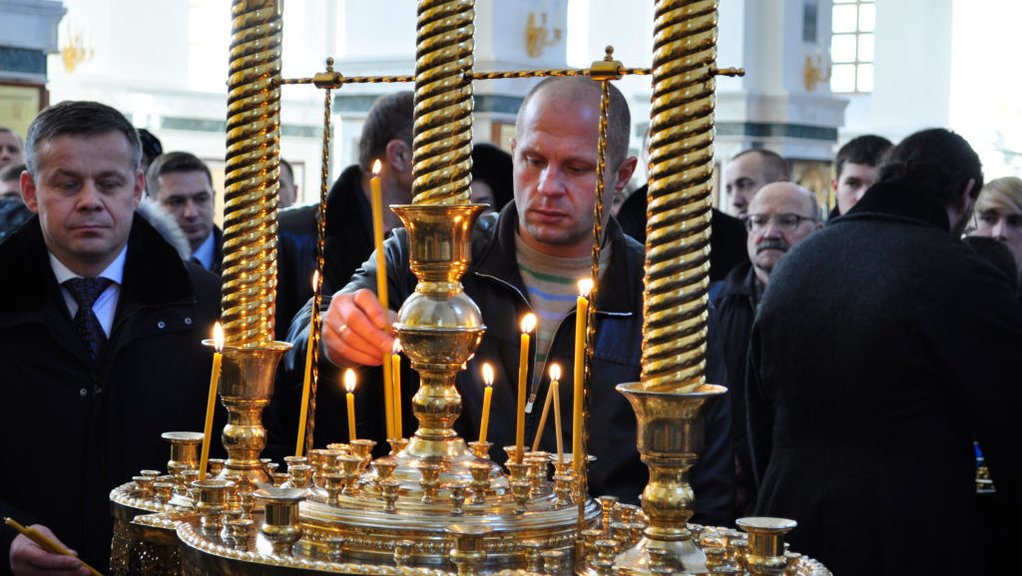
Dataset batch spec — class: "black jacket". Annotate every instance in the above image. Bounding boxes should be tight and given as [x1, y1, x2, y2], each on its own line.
[748, 180, 1022, 574]
[711, 261, 758, 518]
[0, 216, 222, 574]
[287, 203, 735, 525]
[616, 184, 749, 283]
[274, 165, 372, 342]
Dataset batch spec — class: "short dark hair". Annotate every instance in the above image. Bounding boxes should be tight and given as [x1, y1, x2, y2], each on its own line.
[878, 128, 984, 206]
[732, 148, 790, 182]
[146, 151, 213, 197]
[25, 101, 140, 175]
[0, 163, 25, 183]
[517, 77, 631, 170]
[358, 91, 414, 172]
[835, 134, 893, 179]
[138, 128, 163, 167]
[0, 127, 22, 145]
[280, 158, 294, 182]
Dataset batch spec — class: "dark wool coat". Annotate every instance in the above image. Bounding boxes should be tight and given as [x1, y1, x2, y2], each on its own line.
[711, 261, 759, 519]
[748, 180, 1022, 574]
[285, 202, 736, 526]
[0, 215, 221, 575]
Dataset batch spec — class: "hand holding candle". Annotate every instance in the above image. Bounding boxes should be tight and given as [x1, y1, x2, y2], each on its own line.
[344, 369, 357, 442]
[516, 313, 537, 463]
[549, 364, 564, 465]
[572, 279, 593, 474]
[4, 518, 103, 576]
[479, 363, 494, 443]
[370, 159, 395, 439]
[199, 322, 224, 480]
[296, 271, 320, 457]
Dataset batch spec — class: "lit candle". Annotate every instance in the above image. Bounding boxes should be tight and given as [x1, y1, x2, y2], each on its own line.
[391, 339, 403, 439]
[516, 313, 537, 463]
[344, 369, 357, 442]
[572, 279, 593, 475]
[199, 322, 224, 480]
[550, 364, 564, 465]
[479, 363, 495, 444]
[371, 159, 394, 439]
[295, 271, 319, 457]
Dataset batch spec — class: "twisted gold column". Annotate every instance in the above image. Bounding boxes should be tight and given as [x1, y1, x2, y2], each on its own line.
[642, 0, 719, 391]
[411, 0, 475, 205]
[222, 0, 282, 346]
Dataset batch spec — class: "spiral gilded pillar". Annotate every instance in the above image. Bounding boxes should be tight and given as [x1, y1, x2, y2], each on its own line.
[221, 0, 282, 345]
[411, 0, 475, 205]
[642, 0, 718, 391]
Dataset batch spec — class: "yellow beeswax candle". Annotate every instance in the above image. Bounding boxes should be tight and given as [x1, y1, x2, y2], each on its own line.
[344, 369, 357, 442]
[516, 313, 537, 463]
[295, 271, 319, 457]
[479, 363, 495, 443]
[550, 364, 564, 465]
[572, 279, 592, 475]
[392, 339, 403, 439]
[370, 159, 394, 439]
[199, 322, 224, 480]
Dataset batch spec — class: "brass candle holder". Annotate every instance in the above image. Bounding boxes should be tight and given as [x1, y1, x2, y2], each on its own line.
[215, 342, 291, 490]
[610, 382, 726, 575]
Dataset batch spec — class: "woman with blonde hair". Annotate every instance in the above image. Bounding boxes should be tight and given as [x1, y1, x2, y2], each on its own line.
[970, 176, 1022, 286]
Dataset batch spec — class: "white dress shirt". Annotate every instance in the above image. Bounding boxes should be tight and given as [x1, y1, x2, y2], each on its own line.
[50, 246, 128, 337]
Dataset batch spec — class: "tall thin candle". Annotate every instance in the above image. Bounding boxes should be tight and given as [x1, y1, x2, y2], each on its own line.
[550, 364, 564, 465]
[199, 322, 224, 480]
[516, 313, 537, 463]
[370, 159, 394, 439]
[295, 271, 319, 457]
[344, 369, 357, 442]
[391, 339, 403, 439]
[572, 279, 593, 475]
[479, 363, 495, 443]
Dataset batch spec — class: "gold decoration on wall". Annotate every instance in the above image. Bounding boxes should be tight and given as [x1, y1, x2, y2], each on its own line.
[804, 53, 831, 92]
[525, 12, 562, 58]
[60, 29, 94, 73]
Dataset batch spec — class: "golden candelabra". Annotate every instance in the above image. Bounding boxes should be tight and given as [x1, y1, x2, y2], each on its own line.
[107, 1, 834, 575]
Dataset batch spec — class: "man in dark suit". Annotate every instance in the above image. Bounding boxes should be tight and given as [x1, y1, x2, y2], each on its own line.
[0, 101, 220, 575]
[748, 128, 1022, 574]
[146, 151, 223, 274]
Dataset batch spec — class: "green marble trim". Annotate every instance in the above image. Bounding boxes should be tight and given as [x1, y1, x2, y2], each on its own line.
[158, 117, 320, 138]
[333, 94, 523, 115]
[716, 121, 837, 142]
[0, 47, 47, 76]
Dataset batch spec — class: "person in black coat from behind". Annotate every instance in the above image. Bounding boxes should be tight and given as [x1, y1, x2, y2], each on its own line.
[747, 128, 1022, 574]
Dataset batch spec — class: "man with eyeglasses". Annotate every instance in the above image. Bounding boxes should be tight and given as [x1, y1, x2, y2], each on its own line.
[711, 181, 820, 519]
[746, 129, 1022, 574]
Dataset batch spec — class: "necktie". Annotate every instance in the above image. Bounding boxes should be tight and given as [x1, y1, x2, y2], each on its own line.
[64, 277, 114, 360]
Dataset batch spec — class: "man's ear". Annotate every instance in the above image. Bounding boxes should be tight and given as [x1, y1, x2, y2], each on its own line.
[20, 171, 39, 213]
[385, 140, 412, 173]
[831, 177, 839, 192]
[612, 156, 639, 193]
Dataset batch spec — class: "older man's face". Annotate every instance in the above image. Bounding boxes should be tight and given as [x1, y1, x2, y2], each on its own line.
[745, 182, 820, 285]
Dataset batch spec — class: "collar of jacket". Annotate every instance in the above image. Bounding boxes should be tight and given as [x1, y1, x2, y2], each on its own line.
[717, 260, 757, 301]
[0, 214, 198, 318]
[472, 201, 640, 316]
[837, 179, 952, 232]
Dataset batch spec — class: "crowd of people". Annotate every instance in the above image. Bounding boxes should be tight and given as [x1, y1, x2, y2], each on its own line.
[1, 83, 1020, 576]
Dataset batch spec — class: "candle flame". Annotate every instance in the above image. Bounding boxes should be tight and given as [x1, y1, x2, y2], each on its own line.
[482, 363, 494, 387]
[344, 368, 357, 393]
[577, 278, 594, 298]
[392, 339, 402, 355]
[549, 363, 561, 381]
[521, 313, 537, 334]
[372, 159, 382, 176]
[311, 270, 320, 291]
[212, 322, 224, 352]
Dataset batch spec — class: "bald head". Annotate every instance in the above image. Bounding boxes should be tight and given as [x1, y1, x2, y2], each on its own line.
[746, 182, 821, 285]
[516, 77, 630, 171]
